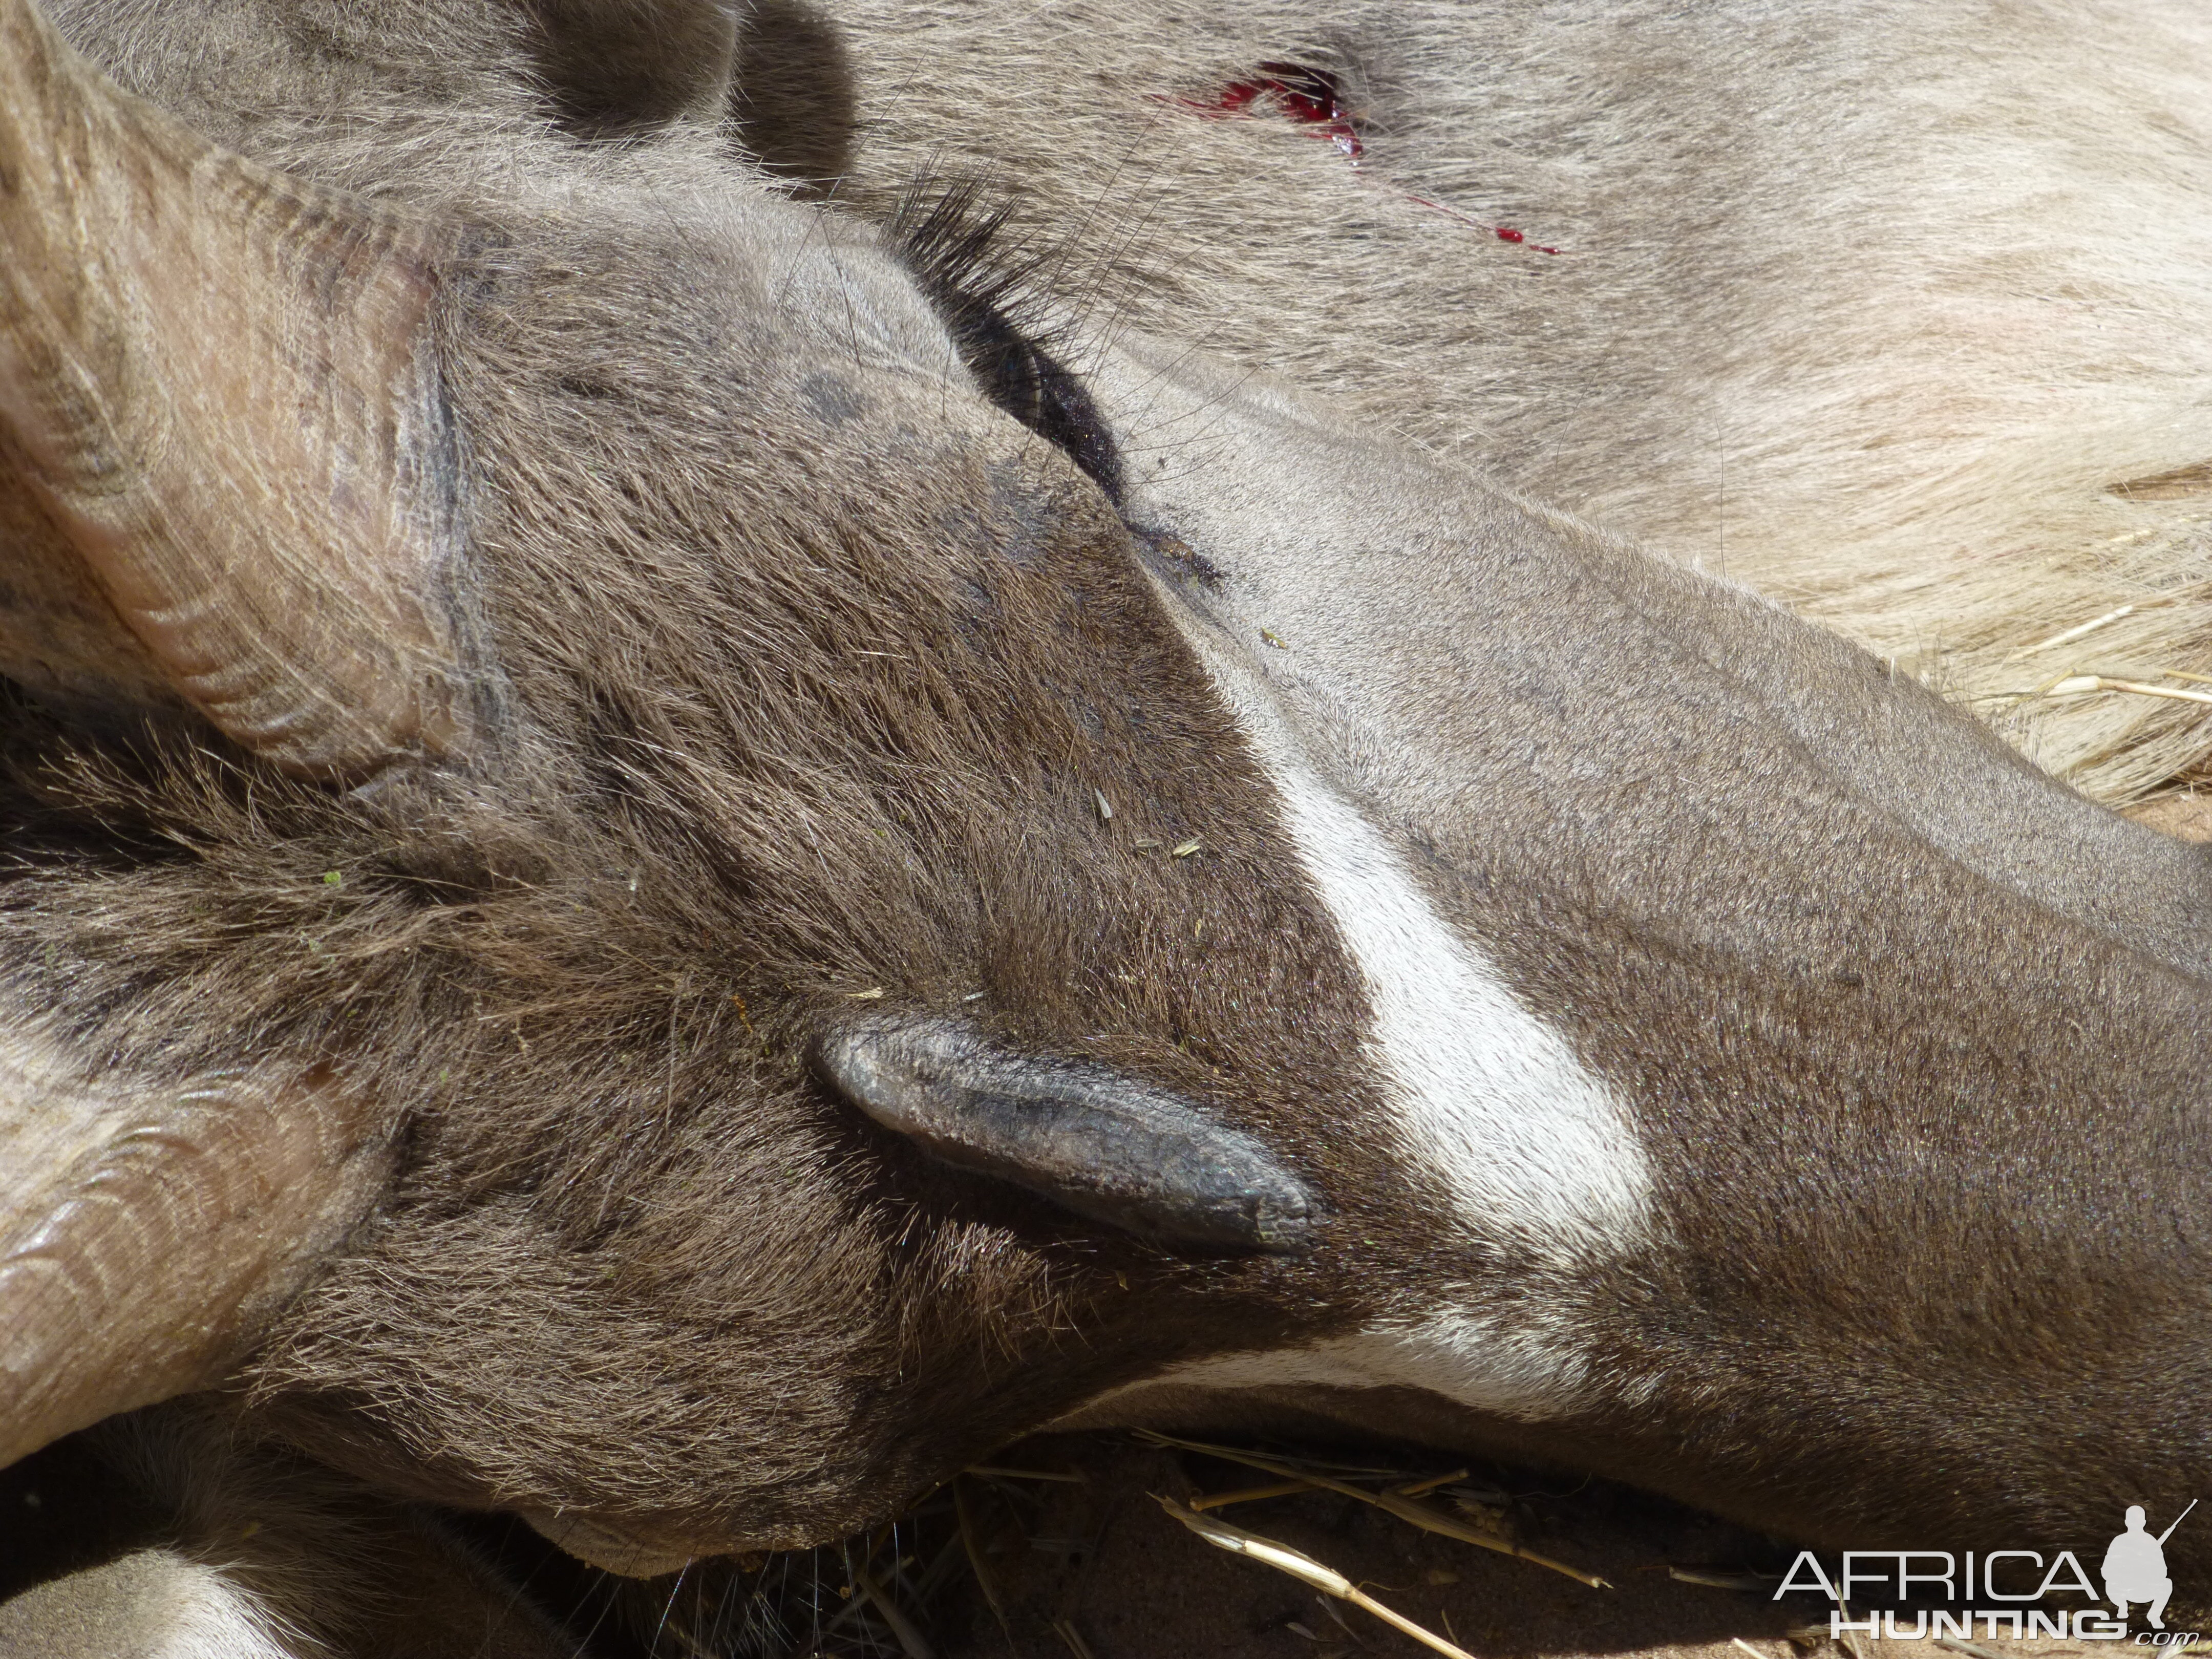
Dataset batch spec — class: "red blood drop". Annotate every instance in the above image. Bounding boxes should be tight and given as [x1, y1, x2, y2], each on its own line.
[1174, 64, 1563, 250]
[1183, 62, 1367, 160]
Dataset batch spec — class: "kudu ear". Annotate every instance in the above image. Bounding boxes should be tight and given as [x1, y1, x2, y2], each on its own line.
[0, 1042, 389, 1470]
[815, 1017, 1321, 1254]
[0, 0, 465, 781]
[525, 0, 857, 186]
[524, 0, 742, 136]
[727, 0, 858, 191]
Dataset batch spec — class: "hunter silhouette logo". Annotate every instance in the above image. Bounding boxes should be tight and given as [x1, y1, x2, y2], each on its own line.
[2107, 1502, 2195, 1629]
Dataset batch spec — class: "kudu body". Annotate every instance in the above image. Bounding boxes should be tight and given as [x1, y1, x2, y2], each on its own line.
[0, 0, 2208, 1649]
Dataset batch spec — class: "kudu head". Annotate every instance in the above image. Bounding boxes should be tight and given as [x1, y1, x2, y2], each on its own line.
[1, 0, 2207, 1584]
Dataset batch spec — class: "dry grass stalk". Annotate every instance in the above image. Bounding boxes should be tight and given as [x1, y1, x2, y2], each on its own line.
[1189, 1479, 1313, 1511]
[1050, 1617, 1098, 1659]
[2003, 605, 2137, 663]
[2044, 674, 2212, 707]
[1156, 1497, 1479, 1659]
[951, 1478, 1012, 1641]
[1835, 1601, 1868, 1659]
[1136, 1430, 1611, 1589]
[848, 1558, 935, 1659]
[1394, 1469, 1471, 1498]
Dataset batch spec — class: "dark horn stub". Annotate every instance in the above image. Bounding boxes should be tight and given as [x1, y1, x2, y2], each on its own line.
[815, 1016, 1321, 1254]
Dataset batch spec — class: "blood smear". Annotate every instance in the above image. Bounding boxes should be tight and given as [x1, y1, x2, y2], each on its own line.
[1168, 62, 1563, 255]
[1189, 61, 1364, 160]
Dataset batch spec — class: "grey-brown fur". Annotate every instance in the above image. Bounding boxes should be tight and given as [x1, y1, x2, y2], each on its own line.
[1078, 341, 2212, 1547]
[5, 0, 1399, 1560]
[826, 0, 2212, 802]
[3, 0, 2211, 1648]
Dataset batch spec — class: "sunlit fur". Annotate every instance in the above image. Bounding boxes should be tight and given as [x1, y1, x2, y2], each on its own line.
[829, 0, 2212, 802]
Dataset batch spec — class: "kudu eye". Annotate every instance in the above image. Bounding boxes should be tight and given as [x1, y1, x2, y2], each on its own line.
[890, 186, 1128, 502]
[813, 1015, 1320, 1253]
[954, 304, 1124, 502]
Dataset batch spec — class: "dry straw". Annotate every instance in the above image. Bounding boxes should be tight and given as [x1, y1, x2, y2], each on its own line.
[1156, 1496, 1481, 1659]
[1137, 1428, 1611, 1589]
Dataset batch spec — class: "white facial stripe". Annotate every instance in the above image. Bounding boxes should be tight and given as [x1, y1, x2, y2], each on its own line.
[1134, 575, 1654, 1421]
[1165, 612, 1652, 1263]
[1230, 761, 1649, 1419]
[1263, 761, 1651, 1262]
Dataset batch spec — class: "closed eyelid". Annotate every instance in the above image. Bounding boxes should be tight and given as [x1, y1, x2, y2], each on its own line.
[887, 183, 1127, 501]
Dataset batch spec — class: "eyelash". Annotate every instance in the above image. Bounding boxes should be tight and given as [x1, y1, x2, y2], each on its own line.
[890, 183, 1126, 505]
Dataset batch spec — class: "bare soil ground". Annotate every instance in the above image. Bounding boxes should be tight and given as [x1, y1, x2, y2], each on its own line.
[2123, 793, 2212, 842]
[526, 1433, 2166, 1659]
[1, 1423, 2174, 1659]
